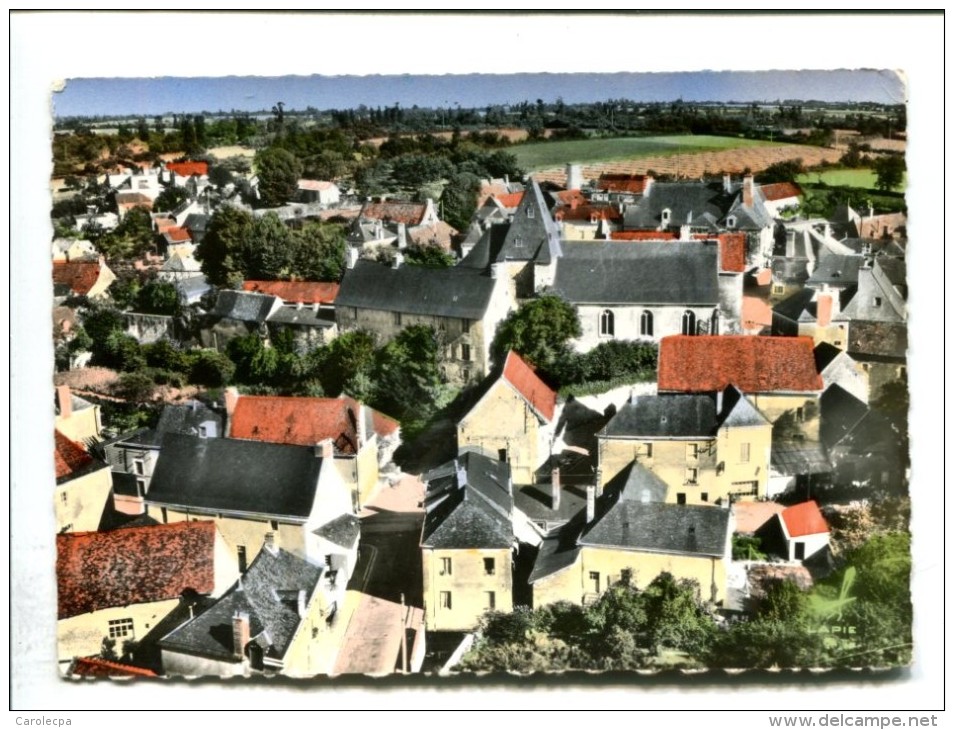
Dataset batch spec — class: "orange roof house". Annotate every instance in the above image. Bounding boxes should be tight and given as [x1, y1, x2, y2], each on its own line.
[597, 173, 653, 195]
[52, 260, 115, 299]
[760, 182, 803, 203]
[658, 336, 823, 394]
[55, 430, 96, 483]
[457, 351, 561, 485]
[781, 500, 829, 538]
[756, 500, 831, 563]
[166, 160, 209, 178]
[610, 230, 678, 241]
[242, 280, 340, 305]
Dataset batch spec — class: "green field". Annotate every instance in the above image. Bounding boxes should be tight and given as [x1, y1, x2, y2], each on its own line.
[510, 135, 780, 170]
[797, 168, 907, 190]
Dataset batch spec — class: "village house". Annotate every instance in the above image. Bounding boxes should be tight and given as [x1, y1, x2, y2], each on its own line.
[242, 280, 340, 352]
[297, 179, 341, 206]
[200, 290, 282, 351]
[830, 203, 906, 241]
[758, 182, 803, 217]
[52, 237, 98, 262]
[596, 386, 772, 506]
[55, 384, 102, 445]
[421, 450, 516, 632]
[457, 351, 561, 486]
[658, 335, 825, 441]
[160, 540, 342, 678]
[56, 520, 237, 670]
[52, 259, 116, 301]
[529, 481, 733, 608]
[814, 342, 870, 404]
[54, 429, 113, 534]
[756, 500, 831, 563]
[335, 257, 512, 386]
[224, 389, 400, 509]
[592, 171, 653, 204]
[551, 239, 742, 350]
[348, 198, 441, 250]
[145, 433, 358, 581]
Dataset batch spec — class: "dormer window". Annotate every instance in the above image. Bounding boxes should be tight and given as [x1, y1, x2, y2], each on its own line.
[661, 208, 672, 226]
[514, 236, 524, 248]
[873, 296, 883, 307]
[727, 215, 737, 229]
[526, 207, 535, 219]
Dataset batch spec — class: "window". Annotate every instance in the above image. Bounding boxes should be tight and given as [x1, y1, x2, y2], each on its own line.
[726, 215, 737, 228]
[439, 591, 452, 609]
[160, 507, 168, 524]
[599, 309, 615, 337]
[108, 618, 134, 640]
[794, 543, 806, 561]
[701, 492, 709, 503]
[460, 343, 471, 362]
[440, 557, 452, 576]
[796, 406, 805, 422]
[483, 557, 495, 576]
[685, 468, 698, 485]
[740, 443, 751, 463]
[661, 208, 671, 226]
[136, 479, 146, 497]
[773, 284, 785, 295]
[640, 310, 654, 337]
[460, 318, 470, 334]
[133, 459, 145, 476]
[677, 493, 687, 505]
[682, 310, 697, 336]
[199, 425, 207, 438]
[60, 491, 68, 504]
[686, 443, 699, 460]
[498, 448, 508, 463]
[270, 520, 278, 530]
[589, 571, 601, 593]
[526, 206, 535, 219]
[710, 309, 720, 335]
[514, 236, 524, 248]
[393, 311, 403, 326]
[485, 591, 496, 610]
[237, 546, 248, 574]
[644, 443, 653, 459]
[873, 296, 882, 307]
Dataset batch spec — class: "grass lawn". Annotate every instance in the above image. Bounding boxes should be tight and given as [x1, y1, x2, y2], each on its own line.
[797, 168, 907, 191]
[510, 135, 782, 170]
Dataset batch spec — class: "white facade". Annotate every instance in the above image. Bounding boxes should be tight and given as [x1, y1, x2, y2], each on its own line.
[574, 304, 722, 352]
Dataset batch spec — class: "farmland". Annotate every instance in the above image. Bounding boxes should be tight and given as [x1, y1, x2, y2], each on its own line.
[797, 168, 907, 190]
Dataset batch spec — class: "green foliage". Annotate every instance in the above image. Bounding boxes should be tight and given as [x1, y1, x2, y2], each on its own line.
[136, 280, 181, 316]
[289, 221, 347, 281]
[552, 340, 657, 388]
[114, 371, 156, 401]
[98, 331, 146, 372]
[403, 243, 456, 268]
[227, 334, 281, 385]
[143, 339, 190, 373]
[95, 206, 156, 260]
[255, 147, 303, 207]
[873, 154, 906, 192]
[491, 295, 581, 374]
[439, 171, 481, 232]
[371, 325, 443, 430]
[153, 185, 190, 213]
[759, 158, 805, 183]
[188, 349, 236, 387]
[313, 330, 377, 398]
[732, 534, 767, 561]
[195, 205, 255, 287]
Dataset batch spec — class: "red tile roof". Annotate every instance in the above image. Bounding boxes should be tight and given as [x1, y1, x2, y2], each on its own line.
[781, 500, 829, 538]
[298, 179, 336, 191]
[116, 192, 153, 207]
[52, 261, 103, 296]
[69, 657, 158, 678]
[166, 160, 209, 177]
[229, 395, 398, 453]
[165, 226, 191, 242]
[57, 521, 218, 619]
[555, 189, 586, 207]
[554, 204, 622, 222]
[658, 336, 823, 394]
[742, 295, 773, 331]
[610, 231, 678, 241]
[760, 182, 803, 202]
[153, 215, 177, 233]
[502, 351, 557, 422]
[496, 192, 524, 208]
[733, 501, 786, 534]
[54, 430, 94, 480]
[360, 201, 426, 226]
[242, 280, 340, 304]
[597, 173, 651, 194]
[694, 232, 747, 273]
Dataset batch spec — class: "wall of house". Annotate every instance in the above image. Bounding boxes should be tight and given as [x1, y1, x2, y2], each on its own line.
[717, 272, 744, 335]
[266, 321, 336, 356]
[55, 466, 113, 533]
[821, 354, 870, 403]
[580, 546, 728, 605]
[750, 393, 821, 441]
[457, 380, 548, 485]
[354, 440, 380, 508]
[863, 362, 906, 403]
[278, 585, 339, 677]
[422, 547, 512, 632]
[597, 437, 718, 505]
[56, 406, 102, 444]
[201, 319, 266, 352]
[788, 532, 830, 562]
[125, 313, 176, 345]
[87, 267, 117, 299]
[715, 423, 773, 501]
[574, 304, 721, 353]
[532, 562, 583, 608]
[58, 599, 179, 668]
[162, 649, 246, 678]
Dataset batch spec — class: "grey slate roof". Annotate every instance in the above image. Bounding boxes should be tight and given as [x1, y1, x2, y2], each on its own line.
[175, 275, 211, 302]
[623, 182, 734, 231]
[772, 288, 816, 324]
[421, 451, 514, 550]
[580, 502, 730, 558]
[336, 259, 497, 320]
[159, 546, 323, 664]
[314, 513, 360, 549]
[156, 400, 223, 438]
[806, 254, 863, 288]
[496, 178, 562, 264]
[771, 442, 831, 476]
[147, 433, 327, 520]
[846, 321, 907, 360]
[514, 483, 588, 523]
[608, 461, 670, 504]
[819, 384, 870, 449]
[457, 223, 510, 270]
[553, 241, 720, 306]
[528, 520, 583, 583]
[211, 290, 278, 323]
[266, 306, 336, 328]
[601, 393, 719, 438]
[720, 386, 771, 428]
[813, 342, 843, 372]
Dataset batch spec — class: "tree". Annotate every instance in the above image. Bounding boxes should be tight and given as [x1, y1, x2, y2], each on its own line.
[491, 295, 581, 375]
[289, 221, 347, 281]
[760, 159, 805, 184]
[371, 325, 443, 430]
[188, 349, 236, 387]
[195, 205, 255, 287]
[404, 242, 455, 268]
[439, 171, 481, 231]
[244, 212, 293, 280]
[255, 147, 302, 207]
[314, 330, 377, 398]
[873, 154, 905, 192]
[136, 280, 181, 316]
[153, 185, 190, 213]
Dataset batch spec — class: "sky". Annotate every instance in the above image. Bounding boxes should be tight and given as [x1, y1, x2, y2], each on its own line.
[53, 69, 906, 119]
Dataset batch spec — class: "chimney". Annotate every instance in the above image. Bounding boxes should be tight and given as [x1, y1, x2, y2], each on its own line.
[642, 176, 653, 196]
[355, 403, 367, 447]
[315, 438, 334, 459]
[723, 174, 732, 194]
[551, 468, 561, 511]
[715, 388, 724, 416]
[224, 387, 240, 419]
[823, 222, 831, 240]
[455, 459, 468, 491]
[56, 385, 72, 419]
[585, 485, 596, 524]
[297, 589, 308, 619]
[397, 222, 408, 250]
[743, 175, 754, 208]
[785, 230, 796, 259]
[490, 262, 502, 280]
[232, 612, 250, 659]
[296, 301, 304, 311]
[679, 224, 691, 241]
[816, 292, 833, 327]
[346, 246, 360, 269]
[392, 252, 404, 269]
[375, 219, 383, 240]
[263, 531, 279, 555]
[566, 164, 583, 191]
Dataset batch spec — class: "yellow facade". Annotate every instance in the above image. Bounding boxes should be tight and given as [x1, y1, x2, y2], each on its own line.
[55, 465, 113, 533]
[58, 599, 179, 668]
[458, 380, 551, 485]
[749, 393, 820, 441]
[55, 404, 102, 445]
[422, 547, 512, 632]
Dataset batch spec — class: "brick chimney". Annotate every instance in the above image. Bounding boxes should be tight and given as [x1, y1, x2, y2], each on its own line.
[743, 175, 754, 208]
[355, 403, 367, 448]
[585, 485, 596, 524]
[723, 174, 732, 194]
[224, 387, 240, 422]
[232, 612, 250, 659]
[263, 530, 279, 555]
[816, 292, 833, 327]
[566, 164, 583, 191]
[56, 385, 72, 419]
[551, 468, 561, 511]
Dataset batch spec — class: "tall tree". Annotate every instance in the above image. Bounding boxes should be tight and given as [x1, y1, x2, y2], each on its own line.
[255, 147, 302, 207]
[491, 295, 581, 374]
[195, 205, 255, 287]
[873, 154, 906, 192]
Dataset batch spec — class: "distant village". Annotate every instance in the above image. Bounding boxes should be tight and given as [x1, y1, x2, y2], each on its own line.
[51, 122, 910, 676]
